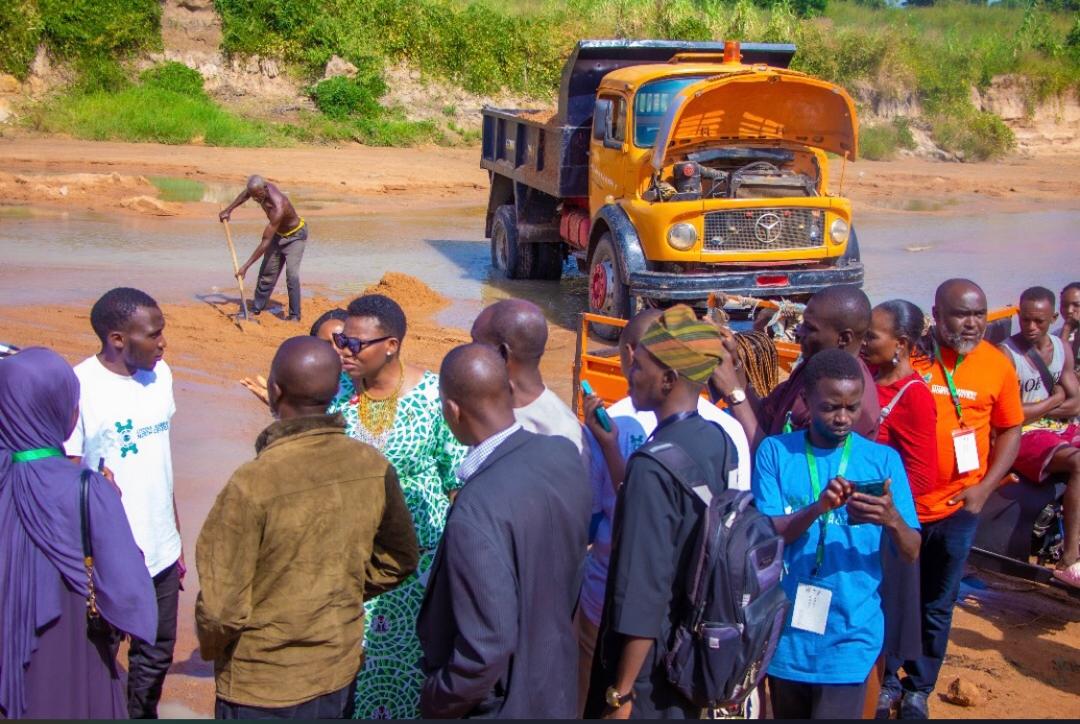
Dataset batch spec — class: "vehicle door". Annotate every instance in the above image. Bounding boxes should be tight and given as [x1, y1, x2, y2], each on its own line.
[589, 93, 629, 212]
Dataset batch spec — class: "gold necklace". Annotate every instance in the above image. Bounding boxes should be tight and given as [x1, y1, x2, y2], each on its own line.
[357, 357, 405, 437]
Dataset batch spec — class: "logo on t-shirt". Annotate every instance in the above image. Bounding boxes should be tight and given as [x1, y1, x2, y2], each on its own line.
[115, 419, 138, 457]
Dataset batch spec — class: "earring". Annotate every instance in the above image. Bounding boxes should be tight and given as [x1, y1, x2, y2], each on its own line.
[892, 349, 900, 366]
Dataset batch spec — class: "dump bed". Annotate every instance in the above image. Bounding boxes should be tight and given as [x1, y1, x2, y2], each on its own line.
[480, 40, 796, 200]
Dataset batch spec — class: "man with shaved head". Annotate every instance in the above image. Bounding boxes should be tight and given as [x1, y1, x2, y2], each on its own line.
[417, 343, 591, 718]
[880, 279, 1023, 719]
[219, 174, 309, 321]
[710, 284, 880, 450]
[471, 298, 586, 453]
[196, 337, 417, 718]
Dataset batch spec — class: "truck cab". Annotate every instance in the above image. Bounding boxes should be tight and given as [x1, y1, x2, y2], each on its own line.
[481, 40, 863, 339]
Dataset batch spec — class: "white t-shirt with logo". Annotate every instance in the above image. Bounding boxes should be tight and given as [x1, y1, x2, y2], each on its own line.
[64, 356, 181, 577]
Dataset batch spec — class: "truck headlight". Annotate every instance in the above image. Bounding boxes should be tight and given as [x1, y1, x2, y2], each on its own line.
[667, 223, 698, 251]
[829, 218, 850, 245]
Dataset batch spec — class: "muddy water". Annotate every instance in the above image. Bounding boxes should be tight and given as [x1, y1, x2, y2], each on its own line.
[2, 204, 1076, 324]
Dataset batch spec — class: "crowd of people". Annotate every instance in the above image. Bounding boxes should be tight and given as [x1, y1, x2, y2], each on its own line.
[1, 275, 1078, 720]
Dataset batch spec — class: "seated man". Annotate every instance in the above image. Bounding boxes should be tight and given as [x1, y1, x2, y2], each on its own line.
[752, 349, 920, 720]
[1000, 286, 1080, 586]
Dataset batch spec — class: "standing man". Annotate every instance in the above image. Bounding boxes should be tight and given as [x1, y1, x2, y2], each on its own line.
[418, 344, 591, 718]
[576, 308, 751, 713]
[64, 287, 181, 719]
[196, 337, 418, 718]
[881, 278, 1024, 719]
[470, 299, 585, 453]
[999, 286, 1080, 585]
[752, 349, 920, 719]
[219, 174, 308, 321]
[586, 305, 738, 718]
[709, 285, 880, 452]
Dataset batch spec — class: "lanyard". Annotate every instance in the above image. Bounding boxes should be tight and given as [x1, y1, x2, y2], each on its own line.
[783, 410, 794, 434]
[804, 434, 852, 577]
[11, 447, 64, 463]
[649, 410, 699, 440]
[933, 340, 965, 425]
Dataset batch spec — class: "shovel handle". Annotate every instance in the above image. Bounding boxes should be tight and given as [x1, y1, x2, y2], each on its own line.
[221, 219, 251, 320]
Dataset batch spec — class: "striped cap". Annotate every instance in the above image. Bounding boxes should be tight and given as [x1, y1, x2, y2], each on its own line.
[639, 305, 723, 383]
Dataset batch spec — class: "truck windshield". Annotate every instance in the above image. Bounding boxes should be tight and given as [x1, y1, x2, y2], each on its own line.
[633, 75, 709, 148]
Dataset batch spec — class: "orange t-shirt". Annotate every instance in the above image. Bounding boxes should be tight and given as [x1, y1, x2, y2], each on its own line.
[912, 340, 1024, 522]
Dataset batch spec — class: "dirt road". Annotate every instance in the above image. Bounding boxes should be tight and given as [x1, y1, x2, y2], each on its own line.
[0, 136, 1077, 718]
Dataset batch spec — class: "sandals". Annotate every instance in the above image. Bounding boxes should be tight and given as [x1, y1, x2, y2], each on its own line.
[1052, 561, 1080, 589]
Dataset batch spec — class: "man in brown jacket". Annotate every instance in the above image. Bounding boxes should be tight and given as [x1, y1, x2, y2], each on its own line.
[195, 336, 418, 718]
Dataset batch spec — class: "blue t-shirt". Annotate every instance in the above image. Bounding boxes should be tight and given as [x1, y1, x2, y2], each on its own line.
[752, 430, 920, 684]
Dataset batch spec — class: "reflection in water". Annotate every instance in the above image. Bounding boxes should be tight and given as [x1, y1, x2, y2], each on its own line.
[1, 203, 1077, 332]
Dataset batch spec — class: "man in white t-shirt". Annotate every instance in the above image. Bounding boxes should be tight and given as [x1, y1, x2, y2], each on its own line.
[471, 299, 586, 453]
[574, 308, 754, 716]
[64, 287, 182, 719]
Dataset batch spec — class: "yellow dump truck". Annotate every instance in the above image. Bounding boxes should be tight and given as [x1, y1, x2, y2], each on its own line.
[481, 39, 862, 338]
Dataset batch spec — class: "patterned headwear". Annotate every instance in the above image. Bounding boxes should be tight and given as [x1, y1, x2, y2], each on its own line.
[638, 305, 723, 383]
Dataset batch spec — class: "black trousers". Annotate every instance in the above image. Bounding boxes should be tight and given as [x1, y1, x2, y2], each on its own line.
[128, 561, 180, 719]
[768, 676, 867, 720]
[215, 680, 356, 720]
[253, 226, 308, 319]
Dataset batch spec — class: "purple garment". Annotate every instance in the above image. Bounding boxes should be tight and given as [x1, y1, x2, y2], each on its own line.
[0, 348, 156, 719]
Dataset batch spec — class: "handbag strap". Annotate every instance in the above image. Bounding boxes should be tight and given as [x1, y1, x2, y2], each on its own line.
[80, 469, 93, 562]
[1023, 342, 1058, 399]
[879, 379, 922, 424]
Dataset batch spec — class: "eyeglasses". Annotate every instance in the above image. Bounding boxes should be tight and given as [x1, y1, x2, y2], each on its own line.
[331, 332, 392, 355]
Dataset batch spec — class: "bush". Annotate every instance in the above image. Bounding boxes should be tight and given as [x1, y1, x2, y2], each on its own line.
[859, 117, 917, 160]
[0, 1, 42, 78]
[930, 107, 1015, 160]
[140, 62, 205, 97]
[39, 0, 160, 59]
[311, 75, 385, 119]
[72, 55, 131, 94]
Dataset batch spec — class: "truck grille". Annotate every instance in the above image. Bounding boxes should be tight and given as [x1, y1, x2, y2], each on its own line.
[703, 208, 826, 252]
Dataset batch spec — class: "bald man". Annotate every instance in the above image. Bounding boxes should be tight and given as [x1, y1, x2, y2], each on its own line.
[880, 279, 1022, 719]
[710, 284, 880, 451]
[219, 175, 308, 321]
[196, 337, 417, 719]
[471, 299, 586, 453]
[417, 344, 591, 718]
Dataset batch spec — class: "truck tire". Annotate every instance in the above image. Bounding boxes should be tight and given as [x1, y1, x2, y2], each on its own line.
[491, 205, 562, 281]
[588, 233, 631, 341]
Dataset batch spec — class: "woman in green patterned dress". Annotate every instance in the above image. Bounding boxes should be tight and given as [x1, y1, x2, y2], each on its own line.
[327, 294, 466, 720]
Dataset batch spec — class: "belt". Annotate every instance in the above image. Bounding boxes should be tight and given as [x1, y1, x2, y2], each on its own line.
[280, 217, 305, 237]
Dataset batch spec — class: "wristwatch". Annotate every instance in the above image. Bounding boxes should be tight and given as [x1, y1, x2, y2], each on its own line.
[605, 686, 636, 708]
[727, 387, 747, 405]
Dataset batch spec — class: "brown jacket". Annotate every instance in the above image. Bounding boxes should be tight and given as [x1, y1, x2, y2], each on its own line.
[195, 414, 418, 708]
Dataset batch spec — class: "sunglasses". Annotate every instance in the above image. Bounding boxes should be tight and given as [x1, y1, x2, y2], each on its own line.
[331, 332, 392, 355]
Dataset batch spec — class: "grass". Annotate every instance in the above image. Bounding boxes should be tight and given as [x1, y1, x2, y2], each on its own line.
[859, 117, 918, 161]
[31, 84, 279, 146]
[149, 176, 207, 202]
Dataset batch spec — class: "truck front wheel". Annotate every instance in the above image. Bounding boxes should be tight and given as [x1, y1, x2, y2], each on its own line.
[491, 205, 562, 281]
[588, 233, 631, 341]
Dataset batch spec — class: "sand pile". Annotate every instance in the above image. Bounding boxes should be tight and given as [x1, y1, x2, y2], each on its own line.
[362, 271, 450, 316]
[0, 170, 176, 216]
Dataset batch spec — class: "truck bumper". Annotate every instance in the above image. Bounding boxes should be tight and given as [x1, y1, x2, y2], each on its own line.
[627, 262, 864, 301]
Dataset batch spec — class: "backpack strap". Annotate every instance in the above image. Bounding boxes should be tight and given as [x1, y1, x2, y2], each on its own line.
[878, 378, 922, 424]
[1023, 342, 1058, 399]
[632, 440, 714, 506]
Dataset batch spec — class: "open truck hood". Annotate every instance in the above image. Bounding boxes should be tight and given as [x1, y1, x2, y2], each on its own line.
[650, 69, 858, 171]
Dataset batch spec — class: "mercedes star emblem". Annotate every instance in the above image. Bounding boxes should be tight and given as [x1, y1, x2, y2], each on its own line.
[754, 212, 783, 244]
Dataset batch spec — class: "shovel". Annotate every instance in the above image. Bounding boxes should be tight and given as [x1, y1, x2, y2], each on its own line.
[221, 219, 252, 323]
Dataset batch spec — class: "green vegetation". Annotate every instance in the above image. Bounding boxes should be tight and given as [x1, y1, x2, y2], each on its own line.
[30, 61, 276, 146]
[149, 176, 208, 203]
[859, 117, 918, 161]
[6, 0, 1079, 156]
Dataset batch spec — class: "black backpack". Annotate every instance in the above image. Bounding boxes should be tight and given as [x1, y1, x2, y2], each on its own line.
[633, 439, 789, 713]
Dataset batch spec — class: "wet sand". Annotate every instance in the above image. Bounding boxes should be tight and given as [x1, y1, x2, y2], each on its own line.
[1, 138, 1078, 718]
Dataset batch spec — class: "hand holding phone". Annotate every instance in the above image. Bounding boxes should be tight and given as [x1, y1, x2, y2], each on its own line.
[581, 380, 613, 433]
[851, 480, 887, 498]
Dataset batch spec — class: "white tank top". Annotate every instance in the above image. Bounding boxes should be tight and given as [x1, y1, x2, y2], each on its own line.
[1002, 335, 1064, 404]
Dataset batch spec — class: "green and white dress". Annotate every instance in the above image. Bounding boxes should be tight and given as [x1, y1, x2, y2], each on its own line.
[328, 370, 466, 720]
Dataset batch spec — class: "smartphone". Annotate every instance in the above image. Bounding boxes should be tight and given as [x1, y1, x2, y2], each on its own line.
[580, 380, 613, 432]
[852, 480, 887, 497]
[97, 456, 106, 473]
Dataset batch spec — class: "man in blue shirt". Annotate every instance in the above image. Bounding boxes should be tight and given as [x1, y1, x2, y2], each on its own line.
[752, 349, 921, 719]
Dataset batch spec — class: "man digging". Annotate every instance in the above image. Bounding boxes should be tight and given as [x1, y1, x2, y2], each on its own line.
[220, 175, 309, 322]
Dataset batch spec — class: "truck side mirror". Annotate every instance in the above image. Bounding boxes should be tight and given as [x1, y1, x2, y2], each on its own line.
[592, 99, 612, 142]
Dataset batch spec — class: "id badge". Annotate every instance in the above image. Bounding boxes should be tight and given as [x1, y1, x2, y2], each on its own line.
[952, 428, 979, 474]
[791, 581, 832, 635]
